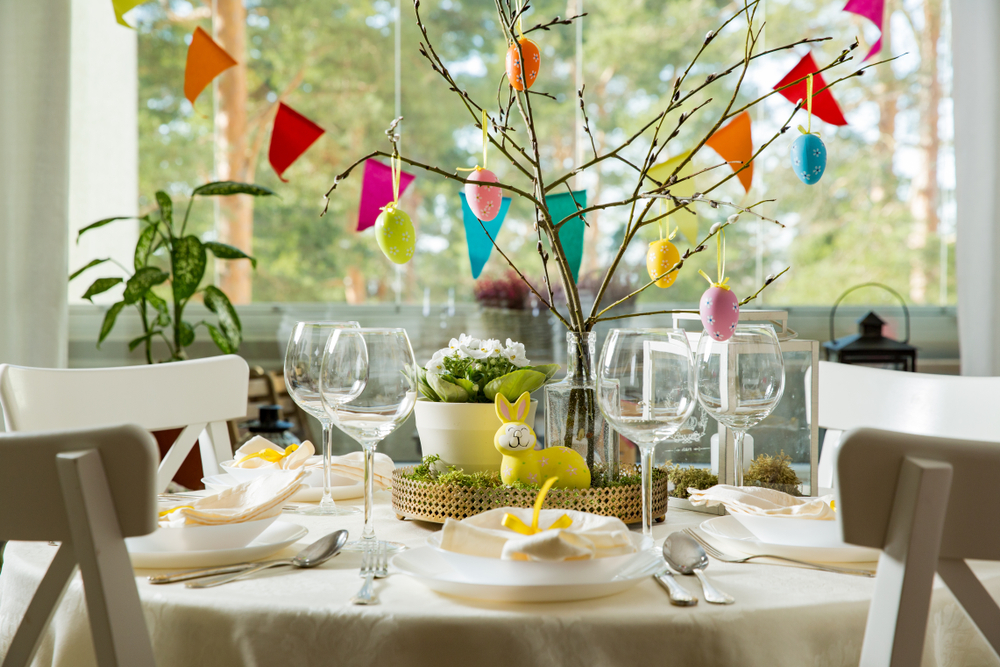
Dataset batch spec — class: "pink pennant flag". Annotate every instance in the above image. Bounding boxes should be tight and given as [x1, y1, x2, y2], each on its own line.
[843, 0, 885, 61]
[357, 159, 415, 232]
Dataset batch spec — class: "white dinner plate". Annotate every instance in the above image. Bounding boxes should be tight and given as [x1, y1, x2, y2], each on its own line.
[700, 516, 880, 563]
[128, 521, 308, 569]
[392, 546, 661, 603]
[201, 474, 364, 502]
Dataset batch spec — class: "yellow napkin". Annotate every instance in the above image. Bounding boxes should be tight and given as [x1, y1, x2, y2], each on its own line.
[687, 485, 836, 520]
[440, 508, 636, 561]
[159, 470, 306, 527]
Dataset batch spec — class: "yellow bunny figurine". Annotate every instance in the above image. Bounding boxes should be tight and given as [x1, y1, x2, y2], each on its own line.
[494, 392, 591, 489]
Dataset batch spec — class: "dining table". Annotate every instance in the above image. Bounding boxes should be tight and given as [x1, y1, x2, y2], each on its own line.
[1, 491, 997, 667]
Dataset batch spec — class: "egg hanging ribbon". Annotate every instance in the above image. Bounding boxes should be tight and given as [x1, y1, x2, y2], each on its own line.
[699, 230, 730, 291]
[501, 477, 573, 535]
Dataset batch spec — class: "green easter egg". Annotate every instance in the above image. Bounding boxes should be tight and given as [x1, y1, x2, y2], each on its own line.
[374, 207, 416, 264]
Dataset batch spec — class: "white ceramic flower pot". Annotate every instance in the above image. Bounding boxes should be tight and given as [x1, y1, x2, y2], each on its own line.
[414, 399, 538, 473]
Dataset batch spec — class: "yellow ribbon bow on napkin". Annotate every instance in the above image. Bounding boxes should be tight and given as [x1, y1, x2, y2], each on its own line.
[235, 443, 299, 465]
[501, 477, 573, 535]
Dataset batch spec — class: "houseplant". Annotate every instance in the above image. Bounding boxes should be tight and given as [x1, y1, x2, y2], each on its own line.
[70, 181, 275, 364]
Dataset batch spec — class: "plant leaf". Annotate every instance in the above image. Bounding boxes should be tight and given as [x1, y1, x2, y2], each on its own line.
[77, 217, 132, 242]
[178, 321, 195, 348]
[171, 236, 207, 302]
[69, 258, 111, 281]
[427, 374, 469, 403]
[123, 267, 169, 305]
[145, 291, 171, 327]
[483, 369, 546, 403]
[156, 191, 173, 227]
[98, 301, 126, 348]
[81, 277, 124, 302]
[192, 181, 277, 198]
[128, 331, 157, 352]
[453, 377, 478, 400]
[202, 285, 242, 350]
[527, 363, 560, 380]
[134, 223, 159, 269]
[204, 241, 257, 268]
[206, 324, 235, 354]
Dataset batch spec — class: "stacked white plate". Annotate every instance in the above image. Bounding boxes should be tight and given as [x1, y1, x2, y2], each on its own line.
[699, 515, 879, 563]
[392, 533, 661, 602]
[203, 467, 363, 502]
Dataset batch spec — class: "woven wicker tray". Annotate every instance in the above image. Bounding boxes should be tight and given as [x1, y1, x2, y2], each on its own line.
[391, 464, 669, 525]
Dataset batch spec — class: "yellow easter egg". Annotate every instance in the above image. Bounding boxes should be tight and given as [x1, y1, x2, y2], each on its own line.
[646, 239, 680, 288]
[375, 207, 416, 264]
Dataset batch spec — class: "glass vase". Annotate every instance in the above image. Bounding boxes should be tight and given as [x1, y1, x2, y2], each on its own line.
[544, 331, 619, 484]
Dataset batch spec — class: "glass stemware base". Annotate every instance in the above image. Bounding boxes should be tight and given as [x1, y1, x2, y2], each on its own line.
[295, 504, 361, 517]
[343, 539, 406, 553]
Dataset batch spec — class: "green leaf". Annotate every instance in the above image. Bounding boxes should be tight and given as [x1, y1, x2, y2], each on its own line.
[156, 191, 173, 227]
[77, 217, 132, 242]
[98, 301, 126, 348]
[453, 377, 479, 400]
[145, 291, 170, 327]
[128, 331, 157, 352]
[204, 241, 257, 268]
[123, 267, 169, 305]
[191, 181, 277, 198]
[483, 369, 547, 403]
[81, 277, 124, 301]
[427, 373, 469, 403]
[206, 324, 235, 354]
[203, 285, 242, 350]
[178, 321, 195, 348]
[171, 236, 207, 302]
[134, 223, 158, 269]
[527, 363, 560, 381]
[69, 258, 111, 281]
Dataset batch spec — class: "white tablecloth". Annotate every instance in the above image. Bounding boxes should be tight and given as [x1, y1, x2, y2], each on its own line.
[1, 493, 998, 667]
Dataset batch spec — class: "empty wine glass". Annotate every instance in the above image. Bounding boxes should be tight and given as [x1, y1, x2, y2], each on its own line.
[322, 328, 417, 551]
[695, 323, 785, 487]
[284, 321, 362, 516]
[597, 329, 696, 539]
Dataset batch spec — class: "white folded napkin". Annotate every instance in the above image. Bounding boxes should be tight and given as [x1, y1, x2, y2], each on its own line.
[232, 436, 315, 470]
[687, 485, 836, 520]
[440, 508, 636, 561]
[318, 451, 394, 491]
[159, 471, 306, 527]
[231, 437, 394, 490]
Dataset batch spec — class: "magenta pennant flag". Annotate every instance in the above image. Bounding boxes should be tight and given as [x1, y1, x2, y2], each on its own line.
[357, 159, 415, 232]
[843, 0, 885, 61]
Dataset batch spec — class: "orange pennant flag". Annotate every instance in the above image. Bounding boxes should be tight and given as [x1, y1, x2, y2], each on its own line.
[183, 27, 237, 105]
[705, 111, 754, 193]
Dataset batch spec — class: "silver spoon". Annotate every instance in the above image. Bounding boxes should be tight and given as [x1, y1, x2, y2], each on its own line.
[662, 532, 734, 605]
[186, 529, 349, 589]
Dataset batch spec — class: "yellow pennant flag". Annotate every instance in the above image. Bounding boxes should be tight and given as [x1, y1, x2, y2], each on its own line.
[648, 152, 698, 246]
[112, 0, 146, 28]
[184, 27, 238, 106]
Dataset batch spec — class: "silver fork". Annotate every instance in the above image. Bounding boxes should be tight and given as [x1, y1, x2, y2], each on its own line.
[683, 529, 876, 578]
[351, 541, 387, 605]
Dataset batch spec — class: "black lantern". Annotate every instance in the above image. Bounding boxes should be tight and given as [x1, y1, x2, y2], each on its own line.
[823, 283, 918, 372]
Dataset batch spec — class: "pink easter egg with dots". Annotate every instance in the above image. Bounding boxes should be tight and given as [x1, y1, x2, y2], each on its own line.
[700, 286, 740, 342]
[464, 169, 503, 222]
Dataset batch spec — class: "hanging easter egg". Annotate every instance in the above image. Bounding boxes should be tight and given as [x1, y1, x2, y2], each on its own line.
[464, 169, 503, 222]
[700, 285, 740, 342]
[505, 38, 540, 91]
[374, 206, 415, 264]
[790, 133, 827, 185]
[645, 239, 680, 288]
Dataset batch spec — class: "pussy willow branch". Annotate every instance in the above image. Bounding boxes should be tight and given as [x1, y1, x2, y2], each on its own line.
[524, 13, 587, 34]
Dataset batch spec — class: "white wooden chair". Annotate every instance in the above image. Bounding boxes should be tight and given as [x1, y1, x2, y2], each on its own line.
[0, 424, 158, 667]
[836, 427, 1000, 666]
[0, 355, 249, 492]
[815, 361, 1000, 487]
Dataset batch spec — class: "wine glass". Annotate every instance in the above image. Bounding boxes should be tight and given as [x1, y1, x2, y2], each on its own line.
[695, 323, 785, 487]
[322, 328, 417, 551]
[284, 321, 363, 516]
[597, 329, 696, 540]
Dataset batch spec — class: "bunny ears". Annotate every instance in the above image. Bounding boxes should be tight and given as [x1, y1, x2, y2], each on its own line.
[495, 391, 531, 424]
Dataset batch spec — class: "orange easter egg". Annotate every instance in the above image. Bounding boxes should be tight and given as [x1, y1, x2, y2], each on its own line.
[505, 38, 540, 91]
[646, 239, 680, 288]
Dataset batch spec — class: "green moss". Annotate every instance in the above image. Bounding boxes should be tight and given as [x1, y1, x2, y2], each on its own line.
[402, 455, 665, 490]
[744, 451, 802, 496]
[663, 463, 718, 499]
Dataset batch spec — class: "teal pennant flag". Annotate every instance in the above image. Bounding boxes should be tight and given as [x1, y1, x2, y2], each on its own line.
[461, 192, 512, 279]
[545, 190, 587, 283]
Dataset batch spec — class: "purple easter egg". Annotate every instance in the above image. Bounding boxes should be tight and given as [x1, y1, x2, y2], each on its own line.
[464, 169, 503, 222]
[700, 286, 740, 342]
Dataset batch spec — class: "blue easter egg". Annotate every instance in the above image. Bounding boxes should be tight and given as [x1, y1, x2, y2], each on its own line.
[790, 133, 827, 185]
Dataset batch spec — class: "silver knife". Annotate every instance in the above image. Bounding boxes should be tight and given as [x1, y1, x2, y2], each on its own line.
[653, 567, 698, 606]
[148, 560, 279, 585]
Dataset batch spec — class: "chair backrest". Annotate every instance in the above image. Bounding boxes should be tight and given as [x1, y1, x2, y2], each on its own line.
[0, 424, 157, 667]
[0, 355, 249, 492]
[815, 361, 1000, 486]
[836, 428, 1000, 666]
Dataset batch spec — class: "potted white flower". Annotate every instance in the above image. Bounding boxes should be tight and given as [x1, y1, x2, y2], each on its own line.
[410, 334, 558, 472]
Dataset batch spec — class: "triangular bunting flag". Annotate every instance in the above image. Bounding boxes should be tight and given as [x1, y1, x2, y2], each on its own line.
[184, 26, 238, 106]
[357, 160, 416, 232]
[112, 0, 146, 27]
[705, 112, 754, 194]
[268, 103, 325, 182]
[648, 152, 698, 246]
[461, 192, 512, 279]
[773, 53, 848, 126]
[843, 0, 885, 61]
[545, 191, 587, 283]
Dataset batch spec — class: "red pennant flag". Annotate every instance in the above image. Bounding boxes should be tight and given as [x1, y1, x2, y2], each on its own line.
[773, 53, 848, 127]
[705, 111, 754, 194]
[357, 160, 415, 232]
[268, 102, 325, 182]
[184, 27, 237, 105]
